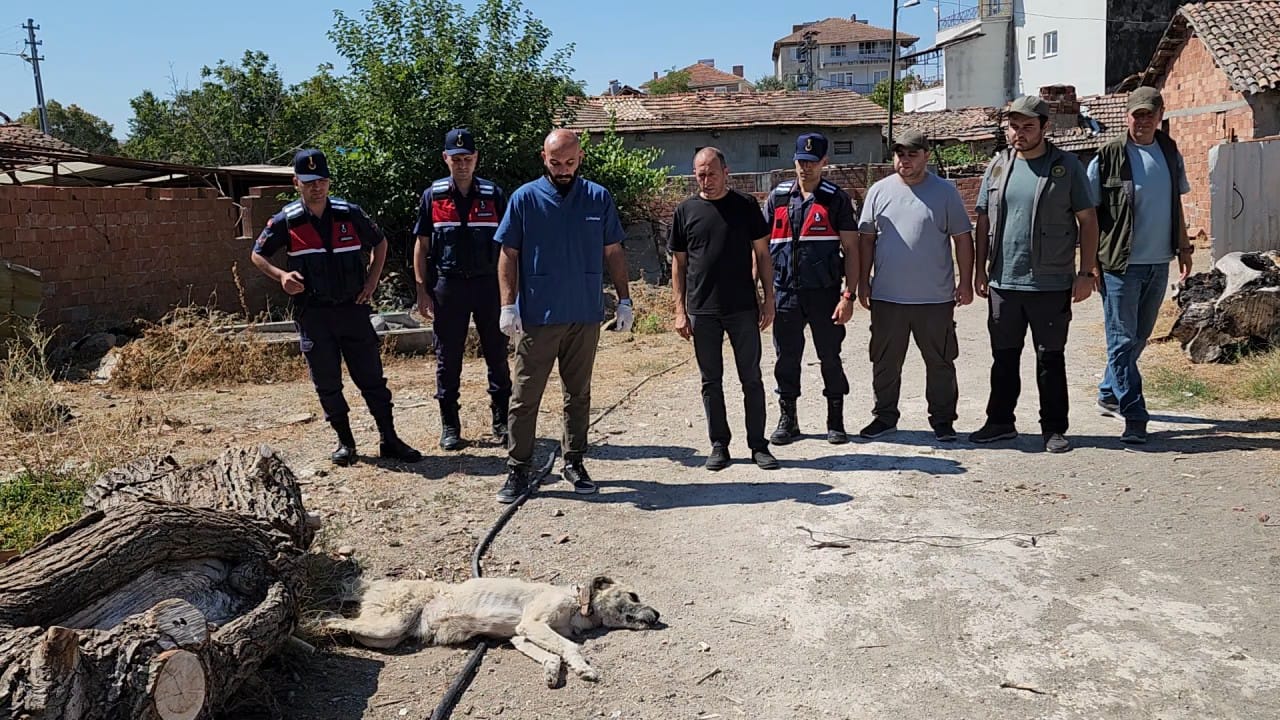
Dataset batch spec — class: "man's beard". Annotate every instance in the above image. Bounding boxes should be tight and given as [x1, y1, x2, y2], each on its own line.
[546, 168, 580, 189]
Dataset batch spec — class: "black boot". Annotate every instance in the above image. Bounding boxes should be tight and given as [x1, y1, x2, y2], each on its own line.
[490, 395, 510, 443]
[439, 400, 463, 451]
[770, 398, 801, 445]
[374, 413, 423, 463]
[330, 417, 357, 466]
[826, 397, 848, 444]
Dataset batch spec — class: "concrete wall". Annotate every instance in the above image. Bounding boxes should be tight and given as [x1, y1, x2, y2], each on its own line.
[0, 185, 279, 335]
[1014, 0, 1108, 97]
[905, 85, 947, 112]
[1157, 35, 1257, 235]
[943, 18, 1015, 109]
[625, 126, 885, 174]
[775, 43, 895, 90]
[1209, 138, 1280, 259]
[1249, 93, 1280, 139]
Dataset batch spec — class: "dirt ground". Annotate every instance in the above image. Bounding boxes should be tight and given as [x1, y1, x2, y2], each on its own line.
[12, 280, 1280, 720]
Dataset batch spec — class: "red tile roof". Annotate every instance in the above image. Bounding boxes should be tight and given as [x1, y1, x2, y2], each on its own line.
[644, 63, 753, 92]
[897, 107, 1001, 143]
[894, 94, 1128, 153]
[773, 17, 919, 58]
[1141, 1, 1280, 95]
[0, 123, 82, 155]
[564, 90, 887, 133]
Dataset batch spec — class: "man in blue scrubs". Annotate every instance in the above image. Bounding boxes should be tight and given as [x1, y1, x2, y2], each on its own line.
[494, 129, 634, 503]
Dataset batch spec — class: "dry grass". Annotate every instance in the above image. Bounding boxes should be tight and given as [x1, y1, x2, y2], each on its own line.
[1144, 298, 1280, 411]
[627, 282, 675, 335]
[110, 306, 306, 391]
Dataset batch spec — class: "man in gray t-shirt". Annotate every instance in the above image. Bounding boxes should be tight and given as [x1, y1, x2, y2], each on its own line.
[856, 129, 974, 441]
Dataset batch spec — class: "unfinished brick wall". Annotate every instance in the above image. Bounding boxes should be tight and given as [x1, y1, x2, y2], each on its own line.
[1157, 34, 1257, 234]
[0, 185, 277, 335]
[239, 185, 296, 239]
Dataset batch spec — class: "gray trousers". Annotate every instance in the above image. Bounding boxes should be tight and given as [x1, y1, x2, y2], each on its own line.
[507, 322, 600, 471]
[868, 300, 959, 428]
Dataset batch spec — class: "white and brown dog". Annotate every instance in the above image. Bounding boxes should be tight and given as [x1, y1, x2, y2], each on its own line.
[323, 575, 661, 686]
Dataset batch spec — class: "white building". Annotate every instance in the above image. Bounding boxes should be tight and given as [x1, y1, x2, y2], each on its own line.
[773, 15, 918, 95]
[905, 0, 1180, 112]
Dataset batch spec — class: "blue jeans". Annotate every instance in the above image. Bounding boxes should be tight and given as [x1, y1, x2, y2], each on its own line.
[1098, 262, 1170, 422]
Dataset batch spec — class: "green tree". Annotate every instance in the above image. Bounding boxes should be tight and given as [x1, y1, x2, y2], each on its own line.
[934, 143, 986, 168]
[754, 75, 797, 92]
[579, 121, 670, 225]
[122, 51, 345, 166]
[324, 0, 579, 242]
[18, 100, 119, 154]
[646, 68, 691, 95]
[868, 74, 918, 112]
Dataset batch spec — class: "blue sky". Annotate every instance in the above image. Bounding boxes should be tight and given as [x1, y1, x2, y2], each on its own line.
[0, 1, 941, 141]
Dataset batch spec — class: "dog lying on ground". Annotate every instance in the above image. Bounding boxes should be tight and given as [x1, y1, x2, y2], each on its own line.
[323, 575, 661, 686]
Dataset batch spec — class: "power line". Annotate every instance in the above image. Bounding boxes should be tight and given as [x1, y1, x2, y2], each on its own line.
[22, 18, 48, 133]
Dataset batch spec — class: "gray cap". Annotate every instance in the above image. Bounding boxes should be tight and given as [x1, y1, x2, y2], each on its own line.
[1127, 86, 1164, 113]
[1005, 95, 1050, 119]
[892, 128, 929, 151]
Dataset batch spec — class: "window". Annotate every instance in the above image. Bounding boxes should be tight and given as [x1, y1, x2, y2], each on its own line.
[714, 86, 728, 93]
[834, 141, 853, 155]
[1043, 31, 1058, 57]
[830, 72, 855, 87]
[830, 44, 847, 58]
[988, 0, 1002, 13]
[759, 144, 780, 158]
[1027, 36, 1036, 59]
[873, 70, 889, 84]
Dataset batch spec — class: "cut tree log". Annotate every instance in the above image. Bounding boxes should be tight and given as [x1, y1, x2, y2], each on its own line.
[1169, 251, 1280, 363]
[0, 446, 310, 719]
[83, 444, 314, 548]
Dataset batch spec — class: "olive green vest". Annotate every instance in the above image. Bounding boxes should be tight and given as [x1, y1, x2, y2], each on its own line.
[1094, 130, 1185, 273]
[984, 141, 1082, 277]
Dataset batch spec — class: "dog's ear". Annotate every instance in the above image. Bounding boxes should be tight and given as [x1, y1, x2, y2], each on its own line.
[579, 576, 614, 617]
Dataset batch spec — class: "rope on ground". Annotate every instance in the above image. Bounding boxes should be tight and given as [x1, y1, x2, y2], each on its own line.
[798, 526, 1058, 551]
[428, 350, 690, 719]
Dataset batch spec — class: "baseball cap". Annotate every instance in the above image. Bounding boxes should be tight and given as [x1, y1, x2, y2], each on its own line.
[444, 128, 476, 155]
[1126, 86, 1164, 114]
[293, 149, 330, 182]
[794, 132, 829, 161]
[1005, 96, 1050, 119]
[892, 128, 929, 152]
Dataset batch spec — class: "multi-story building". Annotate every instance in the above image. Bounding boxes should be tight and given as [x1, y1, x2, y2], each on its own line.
[772, 15, 919, 95]
[905, 0, 1182, 112]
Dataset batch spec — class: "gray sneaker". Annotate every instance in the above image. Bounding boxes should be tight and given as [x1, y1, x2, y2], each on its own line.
[1096, 398, 1121, 419]
[1043, 433, 1071, 453]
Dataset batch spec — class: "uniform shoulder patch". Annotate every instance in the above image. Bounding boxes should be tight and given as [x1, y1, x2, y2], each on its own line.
[431, 180, 451, 192]
[774, 180, 795, 195]
[818, 180, 839, 195]
[282, 201, 303, 218]
[1051, 164, 1067, 178]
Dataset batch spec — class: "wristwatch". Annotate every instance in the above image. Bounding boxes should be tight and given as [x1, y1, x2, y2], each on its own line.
[618, 298, 633, 307]
[840, 290, 854, 300]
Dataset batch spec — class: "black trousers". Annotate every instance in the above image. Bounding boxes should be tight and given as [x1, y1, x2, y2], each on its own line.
[690, 310, 768, 451]
[295, 303, 393, 422]
[431, 274, 511, 405]
[773, 288, 848, 400]
[984, 287, 1072, 434]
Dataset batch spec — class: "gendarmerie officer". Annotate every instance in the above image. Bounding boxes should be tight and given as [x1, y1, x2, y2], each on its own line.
[251, 149, 422, 466]
[413, 128, 512, 450]
[765, 132, 860, 446]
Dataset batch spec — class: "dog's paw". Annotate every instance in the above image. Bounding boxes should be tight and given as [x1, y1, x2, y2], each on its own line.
[542, 658, 562, 688]
[577, 666, 600, 682]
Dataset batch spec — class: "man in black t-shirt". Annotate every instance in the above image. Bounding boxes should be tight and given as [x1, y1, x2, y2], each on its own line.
[670, 147, 779, 471]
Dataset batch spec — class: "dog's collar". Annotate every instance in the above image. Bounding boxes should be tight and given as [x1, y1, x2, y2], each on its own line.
[576, 582, 593, 617]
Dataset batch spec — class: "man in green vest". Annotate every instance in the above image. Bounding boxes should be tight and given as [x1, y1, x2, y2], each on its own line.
[972, 96, 1100, 453]
[1087, 86, 1193, 444]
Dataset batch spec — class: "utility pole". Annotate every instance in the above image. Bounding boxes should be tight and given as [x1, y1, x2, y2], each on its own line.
[887, 0, 921, 159]
[23, 18, 49, 134]
[798, 30, 818, 91]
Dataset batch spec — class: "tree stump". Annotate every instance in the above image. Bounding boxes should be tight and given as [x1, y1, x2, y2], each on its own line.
[1169, 251, 1280, 363]
[0, 445, 310, 719]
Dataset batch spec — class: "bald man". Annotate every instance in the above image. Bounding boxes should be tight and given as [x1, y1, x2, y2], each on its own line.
[493, 129, 633, 503]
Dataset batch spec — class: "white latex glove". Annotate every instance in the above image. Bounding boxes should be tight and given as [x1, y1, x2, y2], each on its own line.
[614, 299, 634, 333]
[499, 304, 523, 337]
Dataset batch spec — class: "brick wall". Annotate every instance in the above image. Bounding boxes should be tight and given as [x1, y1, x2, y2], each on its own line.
[239, 185, 296, 238]
[0, 185, 276, 335]
[1157, 34, 1257, 234]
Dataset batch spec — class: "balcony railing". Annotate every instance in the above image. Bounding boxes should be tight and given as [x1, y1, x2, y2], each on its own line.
[938, 0, 1011, 29]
